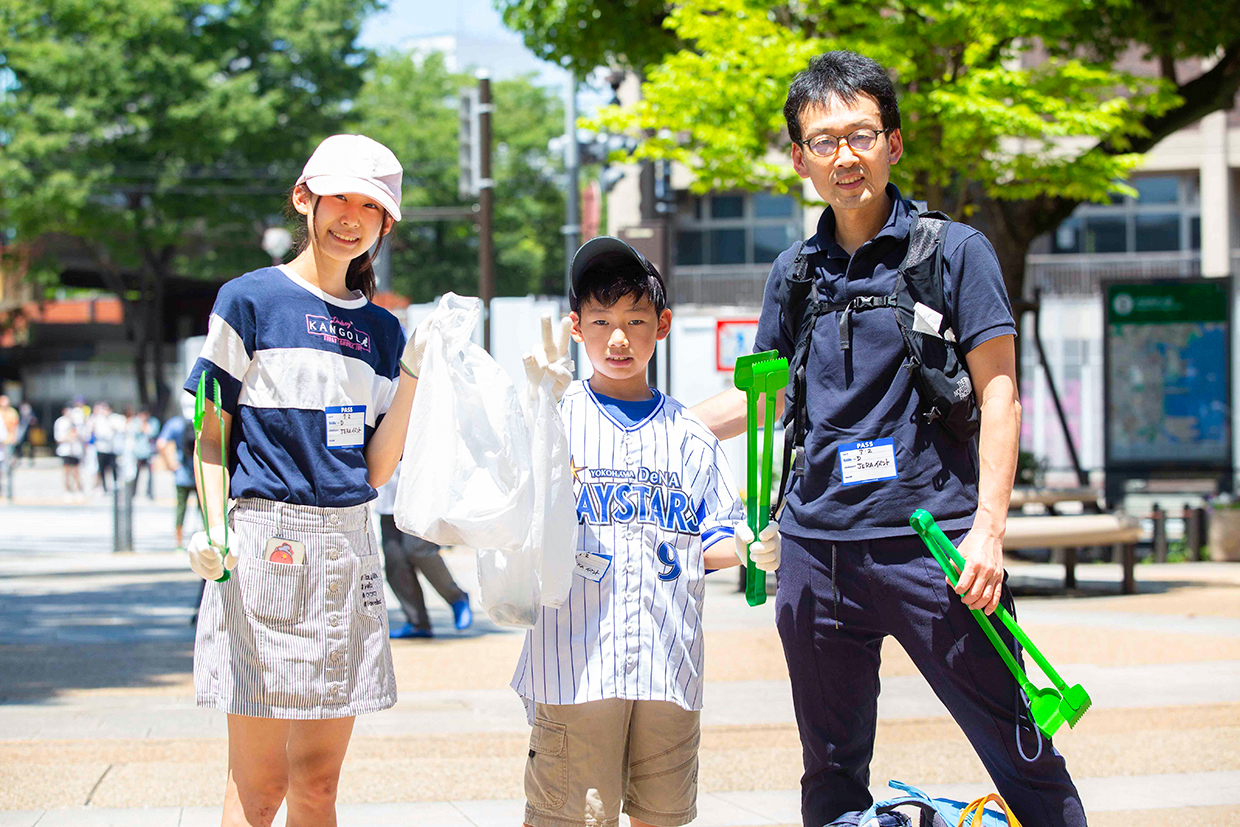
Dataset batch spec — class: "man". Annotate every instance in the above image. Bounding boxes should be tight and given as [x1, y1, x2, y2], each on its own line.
[692, 52, 1085, 826]
[156, 398, 198, 551]
[15, 403, 37, 466]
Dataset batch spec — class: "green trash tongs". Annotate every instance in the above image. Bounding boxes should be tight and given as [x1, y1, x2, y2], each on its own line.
[733, 350, 788, 607]
[193, 374, 230, 583]
[910, 509, 1091, 739]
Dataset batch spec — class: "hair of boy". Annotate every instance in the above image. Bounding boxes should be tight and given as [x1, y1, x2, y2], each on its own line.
[783, 50, 901, 146]
[571, 256, 667, 316]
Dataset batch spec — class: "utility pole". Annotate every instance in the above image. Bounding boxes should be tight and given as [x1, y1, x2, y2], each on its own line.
[477, 70, 494, 351]
[563, 71, 580, 300]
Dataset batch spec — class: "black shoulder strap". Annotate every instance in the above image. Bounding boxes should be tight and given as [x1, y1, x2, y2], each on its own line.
[776, 241, 810, 343]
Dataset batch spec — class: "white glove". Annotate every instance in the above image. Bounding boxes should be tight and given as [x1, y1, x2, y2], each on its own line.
[187, 524, 236, 581]
[400, 314, 435, 378]
[523, 315, 574, 402]
[735, 522, 781, 572]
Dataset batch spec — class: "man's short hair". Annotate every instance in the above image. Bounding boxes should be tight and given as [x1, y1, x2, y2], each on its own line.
[570, 236, 667, 315]
[784, 51, 901, 146]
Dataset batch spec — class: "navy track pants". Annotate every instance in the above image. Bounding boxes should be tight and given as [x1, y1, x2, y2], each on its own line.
[774, 532, 1087, 827]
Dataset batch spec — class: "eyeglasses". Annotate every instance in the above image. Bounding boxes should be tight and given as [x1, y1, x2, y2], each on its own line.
[799, 128, 891, 158]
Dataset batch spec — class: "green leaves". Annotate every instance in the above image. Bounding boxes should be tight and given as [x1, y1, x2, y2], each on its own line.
[496, 0, 679, 78]
[0, 0, 376, 281]
[585, 0, 1191, 210]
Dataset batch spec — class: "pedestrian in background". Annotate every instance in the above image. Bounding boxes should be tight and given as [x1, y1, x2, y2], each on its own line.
[15, 403, 38, 466]
[124, 408, 160, 499]
[156, 397, 199, 551]
[88, 401, 122, 494]
[53, 406, 85, 501]
[0, 395, 17, 470]
[375, 464, 473, 639]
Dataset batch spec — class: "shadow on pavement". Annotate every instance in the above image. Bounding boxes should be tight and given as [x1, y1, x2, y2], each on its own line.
[0, 640, 193, 702]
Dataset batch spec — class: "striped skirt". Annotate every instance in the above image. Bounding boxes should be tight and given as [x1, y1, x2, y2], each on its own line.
[193, 498, 397, 719]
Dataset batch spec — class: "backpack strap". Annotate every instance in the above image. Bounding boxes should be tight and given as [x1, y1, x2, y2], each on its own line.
[771, 242, 813, 521]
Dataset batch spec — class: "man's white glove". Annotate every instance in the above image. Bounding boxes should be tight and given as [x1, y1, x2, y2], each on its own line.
[523, 315, 574, 402]
[188, 524, 236, 582]
[400, 314, 435, 378]
[735, 522, 781, 572]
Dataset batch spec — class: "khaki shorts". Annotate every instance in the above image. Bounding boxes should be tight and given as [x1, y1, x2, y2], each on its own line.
[524, 698, 700, 827]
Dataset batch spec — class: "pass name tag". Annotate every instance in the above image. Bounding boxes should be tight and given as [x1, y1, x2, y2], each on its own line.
[839, 438, 899, 486]
[325, 405, 365, 449]
[574, 552, 613, 583]
[264, 537, 306, 565]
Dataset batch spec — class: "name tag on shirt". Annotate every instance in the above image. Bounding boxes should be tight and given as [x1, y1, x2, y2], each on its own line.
[325, 405, 365, 449]
[574, 552, 612, 582]
[839, 438, 899, 486]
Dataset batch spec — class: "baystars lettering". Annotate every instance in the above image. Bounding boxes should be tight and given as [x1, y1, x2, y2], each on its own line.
[574, 466, 697, 533]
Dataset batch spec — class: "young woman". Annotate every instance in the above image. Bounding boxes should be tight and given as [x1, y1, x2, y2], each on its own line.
[185, 134, 436, 826]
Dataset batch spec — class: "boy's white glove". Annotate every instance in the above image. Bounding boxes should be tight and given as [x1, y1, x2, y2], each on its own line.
[188, 524, 236, 581]
[735, 522, 781, 572]
[400, 314, 435, 378]
[523, 315, 574, 402]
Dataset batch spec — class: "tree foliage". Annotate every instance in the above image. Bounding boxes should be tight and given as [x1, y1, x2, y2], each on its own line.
[494, 0, 678, 79]
[505, 0, 1240, 300]
[0, 0, 376, 409]
[348, 51, 566, 302]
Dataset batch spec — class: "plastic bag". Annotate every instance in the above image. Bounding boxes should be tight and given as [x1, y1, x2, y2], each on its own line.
[476, 367, 578, 627]
[394, 293, 532, 550]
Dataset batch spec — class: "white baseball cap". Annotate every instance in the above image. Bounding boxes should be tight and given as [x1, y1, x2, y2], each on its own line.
[296, 134, 403, 221]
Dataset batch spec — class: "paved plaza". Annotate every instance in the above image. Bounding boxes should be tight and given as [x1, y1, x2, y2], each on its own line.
[1, 459, 1239, 826]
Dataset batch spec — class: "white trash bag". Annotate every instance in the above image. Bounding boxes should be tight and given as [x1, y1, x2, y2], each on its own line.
[476, 364, 578, 627]
[394, 293, 532, 551]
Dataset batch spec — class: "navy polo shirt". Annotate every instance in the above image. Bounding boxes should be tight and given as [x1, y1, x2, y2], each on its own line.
[755, 185, 1016, 541]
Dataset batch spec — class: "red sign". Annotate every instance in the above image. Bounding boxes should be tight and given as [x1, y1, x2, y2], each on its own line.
[716, 318, 760, 372]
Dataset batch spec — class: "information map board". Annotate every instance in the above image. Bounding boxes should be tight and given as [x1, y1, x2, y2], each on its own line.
[1104, 279, 1231, 476]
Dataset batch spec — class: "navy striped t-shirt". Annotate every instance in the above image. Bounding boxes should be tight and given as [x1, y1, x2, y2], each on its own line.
[184, 265, 406, 507]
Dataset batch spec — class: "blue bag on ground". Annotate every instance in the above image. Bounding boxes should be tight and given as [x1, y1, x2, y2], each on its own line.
[827, 781, 1020, 827]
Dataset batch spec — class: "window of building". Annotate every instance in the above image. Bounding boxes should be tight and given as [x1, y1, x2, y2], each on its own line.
[1048, 174, 1200, 255]
[675, 192, 801, 267]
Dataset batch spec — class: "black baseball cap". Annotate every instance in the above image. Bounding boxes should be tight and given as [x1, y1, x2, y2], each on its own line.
[570, 236, 666, 307]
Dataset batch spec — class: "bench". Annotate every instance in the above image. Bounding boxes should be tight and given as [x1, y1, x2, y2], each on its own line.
[1004, 514, 1142, 594]
[1009, 487, 1101, 511]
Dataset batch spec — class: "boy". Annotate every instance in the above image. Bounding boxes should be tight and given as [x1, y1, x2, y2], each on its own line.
[513, 236, 781, 827]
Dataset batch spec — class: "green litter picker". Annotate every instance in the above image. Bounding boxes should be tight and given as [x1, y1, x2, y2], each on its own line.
[733, 350, 788, 607]
[910, 509, 1091, 739]
[193, 374, 230, 583]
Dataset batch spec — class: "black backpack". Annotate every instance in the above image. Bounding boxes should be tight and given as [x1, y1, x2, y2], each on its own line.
[178, 416, 197, 467]
[773, 207, 978, 518]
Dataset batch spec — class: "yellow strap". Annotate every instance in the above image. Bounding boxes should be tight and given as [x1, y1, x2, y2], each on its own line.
[958, 794, 1022, 827]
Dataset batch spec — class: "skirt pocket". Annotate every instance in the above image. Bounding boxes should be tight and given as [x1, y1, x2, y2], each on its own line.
[239, 557, 309, 626]
[354, 554, 387, 623]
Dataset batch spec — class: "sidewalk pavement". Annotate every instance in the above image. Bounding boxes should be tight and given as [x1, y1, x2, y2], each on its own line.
[2, 461, 1240, 826]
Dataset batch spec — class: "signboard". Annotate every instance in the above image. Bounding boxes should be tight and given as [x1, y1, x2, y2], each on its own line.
[1103, 279, 1231, 471]
[716, 318, 760, 371]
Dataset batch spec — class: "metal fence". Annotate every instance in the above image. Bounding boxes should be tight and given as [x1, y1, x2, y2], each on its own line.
[670, 264, 770, 307]
[672, 250, 1232, 307]
[1024, 252, 1202, 298]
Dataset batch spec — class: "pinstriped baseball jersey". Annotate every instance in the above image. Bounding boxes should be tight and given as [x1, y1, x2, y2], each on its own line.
[511, 381, 744, 713]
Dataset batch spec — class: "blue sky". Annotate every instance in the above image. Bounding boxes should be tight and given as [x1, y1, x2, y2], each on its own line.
[359, 0, 514, 49]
